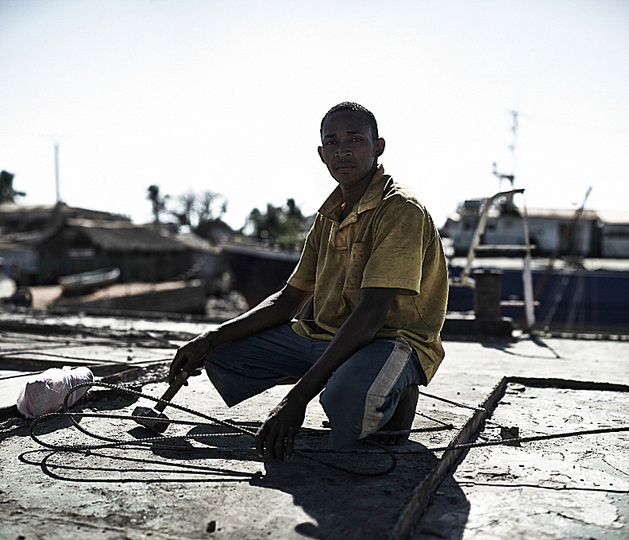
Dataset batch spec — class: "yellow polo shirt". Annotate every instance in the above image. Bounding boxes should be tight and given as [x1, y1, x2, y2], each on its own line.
[288, 165, 448, 383]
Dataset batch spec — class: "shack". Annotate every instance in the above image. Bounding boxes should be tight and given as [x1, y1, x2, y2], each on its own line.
[35, 218, 193, 284]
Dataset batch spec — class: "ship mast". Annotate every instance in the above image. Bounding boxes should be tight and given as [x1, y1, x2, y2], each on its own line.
[492, 110, 518, 188]
[492, 110, 519, 210]
[507, 109, 518, 181]
[492, 111, 536, 330]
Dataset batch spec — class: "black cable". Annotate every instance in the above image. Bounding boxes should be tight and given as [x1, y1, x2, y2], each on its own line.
[28, 381, 397, 478]
[28, 381, 629, 478]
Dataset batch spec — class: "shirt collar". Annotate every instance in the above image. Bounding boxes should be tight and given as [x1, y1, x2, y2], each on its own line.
[318, 165, 389, 223]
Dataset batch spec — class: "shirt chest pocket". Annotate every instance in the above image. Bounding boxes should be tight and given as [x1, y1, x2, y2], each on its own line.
[343, 241, 373, 292]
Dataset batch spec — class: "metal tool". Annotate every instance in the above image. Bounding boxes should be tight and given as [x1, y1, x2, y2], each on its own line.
[131, 356, 198, 433]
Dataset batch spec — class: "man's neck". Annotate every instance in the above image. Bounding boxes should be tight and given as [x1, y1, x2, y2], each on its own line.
[339, 164, 378, 215]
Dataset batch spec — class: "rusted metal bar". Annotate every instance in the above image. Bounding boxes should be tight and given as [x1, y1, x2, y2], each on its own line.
[390, 376, 508, 540]
[390, 375, 629, 539]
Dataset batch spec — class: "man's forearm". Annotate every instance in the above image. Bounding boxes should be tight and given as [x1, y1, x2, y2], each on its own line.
[287, 287, 398, 406]
[253, 299, 386, 461]
[254, 287, 398, 461]
[212, 285, 312, 348]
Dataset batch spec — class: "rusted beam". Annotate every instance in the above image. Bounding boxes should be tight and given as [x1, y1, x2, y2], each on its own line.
[390, 375, 629, 539]
[390, 376, 508, 540]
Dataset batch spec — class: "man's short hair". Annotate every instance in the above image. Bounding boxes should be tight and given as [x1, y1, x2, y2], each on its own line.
[320, 102, 379, 142]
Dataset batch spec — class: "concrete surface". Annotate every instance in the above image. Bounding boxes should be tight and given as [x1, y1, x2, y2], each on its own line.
[414, 381, 629, 540]
[1, 312, 628, 539]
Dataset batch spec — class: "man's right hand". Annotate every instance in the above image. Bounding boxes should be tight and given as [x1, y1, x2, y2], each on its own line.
[169, 331, 217, 385]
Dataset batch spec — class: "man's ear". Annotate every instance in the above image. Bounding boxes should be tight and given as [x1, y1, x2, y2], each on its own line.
[375, 138, 385, 158]
[317, 146, 325, 163]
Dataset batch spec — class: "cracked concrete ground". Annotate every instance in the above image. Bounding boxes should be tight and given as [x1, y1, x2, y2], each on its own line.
[1, 312, 628, 539]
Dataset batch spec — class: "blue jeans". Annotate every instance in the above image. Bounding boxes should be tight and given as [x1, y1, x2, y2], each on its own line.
[204, 323, 425, 448]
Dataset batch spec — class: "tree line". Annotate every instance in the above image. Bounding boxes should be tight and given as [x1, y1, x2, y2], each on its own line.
[147, 185, 311, 247]
[0, 171, 25, 204]
[0, 171, 310, 248]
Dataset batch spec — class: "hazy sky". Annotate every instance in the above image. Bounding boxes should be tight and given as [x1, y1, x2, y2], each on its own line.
[1, 0, 628, 230]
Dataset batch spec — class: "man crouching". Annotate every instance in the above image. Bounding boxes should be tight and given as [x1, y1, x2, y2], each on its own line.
[169, 102, 448, 461]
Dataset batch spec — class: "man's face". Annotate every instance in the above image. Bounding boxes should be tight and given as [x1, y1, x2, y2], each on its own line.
[318, 111, 385, 188]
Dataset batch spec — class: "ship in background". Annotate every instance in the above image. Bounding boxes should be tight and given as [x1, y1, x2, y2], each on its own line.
[441, 113, 629, 334]
[441, 189, 629, 333]
[441, 195, 629, 260]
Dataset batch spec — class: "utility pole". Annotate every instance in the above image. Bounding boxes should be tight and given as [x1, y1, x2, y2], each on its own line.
[42, 133, 68, 204]
[54, 143, 61, 203]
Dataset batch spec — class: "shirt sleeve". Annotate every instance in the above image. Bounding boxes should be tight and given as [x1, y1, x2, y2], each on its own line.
[360, 200, 429, 294]
[286, 214, 321, 292]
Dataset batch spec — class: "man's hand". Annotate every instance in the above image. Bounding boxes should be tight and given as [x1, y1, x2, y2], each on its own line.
[255, 395, 306, 461]
[169, 331, 217, 385]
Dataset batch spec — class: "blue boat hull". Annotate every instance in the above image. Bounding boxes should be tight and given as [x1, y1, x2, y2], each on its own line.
[447, 266, 629, 332]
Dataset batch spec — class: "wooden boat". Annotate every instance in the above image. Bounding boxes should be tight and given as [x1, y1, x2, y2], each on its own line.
[52, 279, 209, 316]
[58, 267, 121, 296]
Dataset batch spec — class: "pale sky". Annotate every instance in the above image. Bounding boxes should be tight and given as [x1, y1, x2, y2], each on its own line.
[1, 0, 628, 230]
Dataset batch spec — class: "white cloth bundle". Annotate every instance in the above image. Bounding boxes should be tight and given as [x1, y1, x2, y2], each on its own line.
[16, 366, 94, 418]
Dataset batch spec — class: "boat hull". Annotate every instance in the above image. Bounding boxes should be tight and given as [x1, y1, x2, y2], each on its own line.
[58, 268, 121, 296]
[448, 265, 629, 332]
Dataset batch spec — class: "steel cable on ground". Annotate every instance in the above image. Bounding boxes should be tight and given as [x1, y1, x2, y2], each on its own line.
[29, 381, 398, 478]
[296, 425, 629, 454]
[28, 382, 629, 479]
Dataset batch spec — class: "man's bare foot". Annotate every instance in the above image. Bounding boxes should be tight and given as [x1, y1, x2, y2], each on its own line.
[371, 384, 419, 445]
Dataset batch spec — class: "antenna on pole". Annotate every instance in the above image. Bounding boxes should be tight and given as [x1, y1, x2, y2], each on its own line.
[492, 110, 518, 190]
[507, 109, 518, 178]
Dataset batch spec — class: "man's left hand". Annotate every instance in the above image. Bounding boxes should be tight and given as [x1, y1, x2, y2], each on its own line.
[255, 396, 306, 461]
